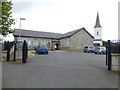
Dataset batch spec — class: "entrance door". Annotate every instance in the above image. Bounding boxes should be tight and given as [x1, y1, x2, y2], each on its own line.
[52, 41, 60, 50]
[55, 44, 59, 50]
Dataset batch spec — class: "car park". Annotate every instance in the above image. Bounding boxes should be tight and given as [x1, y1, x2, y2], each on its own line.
[35, 45, 48, 54]
[94, 46, 106, 54]
[84, 46, 95, 53]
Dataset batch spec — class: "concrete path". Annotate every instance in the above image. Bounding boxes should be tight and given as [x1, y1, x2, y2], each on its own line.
[2, 52, 118, 88]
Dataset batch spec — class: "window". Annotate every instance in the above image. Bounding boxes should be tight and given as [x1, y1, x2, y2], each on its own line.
[26, 38, 33, 49]
[47, 42, 50, 47]
[97, 31, 99, 35]
[33, 39, 39, 48]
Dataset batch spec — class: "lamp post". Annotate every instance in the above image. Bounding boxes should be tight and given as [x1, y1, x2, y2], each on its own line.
[19, 18, 26, 41]
[18, 18, 26, 59]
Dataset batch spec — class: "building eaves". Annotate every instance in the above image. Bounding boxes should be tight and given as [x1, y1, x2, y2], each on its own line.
[13, 27, 94, 39]
[13, 29, 63, 39]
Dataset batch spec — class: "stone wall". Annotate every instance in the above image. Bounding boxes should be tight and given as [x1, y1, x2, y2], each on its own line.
[14, 29, 94, 51]
[14, 37, 52, 50]
[60, 47, 70, 51]
[111, 55, 120, 71]
[69, 29, 94, 51]
[0, 44, 2, 61]
[60, 38, 70, 47]
[0, 43, 2, 89]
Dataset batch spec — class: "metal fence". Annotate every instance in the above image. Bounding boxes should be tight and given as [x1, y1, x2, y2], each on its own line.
[106, 40, 120, 70]
[111, 43, 120, 54]
[3, 40, 28, 63]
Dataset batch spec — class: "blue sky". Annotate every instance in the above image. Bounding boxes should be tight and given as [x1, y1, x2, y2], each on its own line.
[9, 0, 119, 41]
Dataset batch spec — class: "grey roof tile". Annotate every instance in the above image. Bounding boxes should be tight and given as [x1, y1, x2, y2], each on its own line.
[13, 27, 94, 39]
[14, 29, 63, 39]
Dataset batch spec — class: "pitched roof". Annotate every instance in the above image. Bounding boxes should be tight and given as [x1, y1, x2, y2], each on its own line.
[14, 29, 63, 39]
[13, 27, 94, 39]
[94, 12, 101, 28]
[60, 29, 81, 38]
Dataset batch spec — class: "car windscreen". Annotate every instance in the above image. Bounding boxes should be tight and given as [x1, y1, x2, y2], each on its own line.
[89, 47, 94, 49]
[85, 47, 88, 48]
[96, 47, 100, 50]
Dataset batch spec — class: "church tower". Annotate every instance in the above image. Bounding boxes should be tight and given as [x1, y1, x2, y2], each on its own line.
[94, 12, 102, 46]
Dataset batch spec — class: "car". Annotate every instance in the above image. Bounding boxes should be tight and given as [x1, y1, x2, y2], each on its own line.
[94, 46, 106, 54]
[35, 45, 48, 54]
[84, 46, 95, 53]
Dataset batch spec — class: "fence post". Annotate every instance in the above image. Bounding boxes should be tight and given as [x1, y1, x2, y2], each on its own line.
[0, 43, 2, 62]
[106, 46, 108, 66]
[26, 42, 28, 59]
[108, 40, 112, 70]
[4, 41, 6, 51]
[22, 40, 27, 63]
[13, 42, 16, 61]
[6, 41, 10, 61]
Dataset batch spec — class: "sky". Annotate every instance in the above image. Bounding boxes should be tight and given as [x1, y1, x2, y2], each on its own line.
[7, 0, 119, 41]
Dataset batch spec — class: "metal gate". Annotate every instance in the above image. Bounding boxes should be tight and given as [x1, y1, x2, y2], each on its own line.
[3, 40, 28, 63]
[106, 40, 120, 70]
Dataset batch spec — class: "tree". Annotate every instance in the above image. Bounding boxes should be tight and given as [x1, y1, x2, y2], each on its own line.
[102, 40, 107, 46]
[94, 43, 100, 47]
[0, 0, 15, 36]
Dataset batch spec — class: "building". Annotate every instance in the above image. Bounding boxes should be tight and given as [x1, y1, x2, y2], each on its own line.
[94, 12, 102, 46]
[13, 27, 94, 51]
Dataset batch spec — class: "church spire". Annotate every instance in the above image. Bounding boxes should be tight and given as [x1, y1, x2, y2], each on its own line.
[94, 12, 101, 28]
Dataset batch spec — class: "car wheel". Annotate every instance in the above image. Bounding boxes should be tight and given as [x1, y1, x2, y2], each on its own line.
[101, 52, 104, 54]
[89, 51, 92, 53]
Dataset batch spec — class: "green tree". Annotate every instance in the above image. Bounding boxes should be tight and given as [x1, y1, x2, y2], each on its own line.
[0, 0, 15, 36]
[102, 40, 107, 46]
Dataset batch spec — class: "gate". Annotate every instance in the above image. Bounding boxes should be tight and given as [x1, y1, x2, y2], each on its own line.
[106, 40, 120, 70]
[3, 40, 28, 63]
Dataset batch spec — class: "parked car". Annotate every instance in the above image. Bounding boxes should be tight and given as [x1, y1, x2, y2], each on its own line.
[94, 46, 106, 54]
[84, 46, 95, 53]
[35, 45, 48, 54]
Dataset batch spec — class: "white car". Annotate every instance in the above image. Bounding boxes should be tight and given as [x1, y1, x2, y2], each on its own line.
[84, 46, 95, 53]
[94, 47, 106, 54]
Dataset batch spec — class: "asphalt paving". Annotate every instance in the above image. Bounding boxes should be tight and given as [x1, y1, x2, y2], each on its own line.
[2, 52, 118, 88]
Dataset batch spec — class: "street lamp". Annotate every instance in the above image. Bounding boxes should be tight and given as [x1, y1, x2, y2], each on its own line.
[19, 18, 26, 41]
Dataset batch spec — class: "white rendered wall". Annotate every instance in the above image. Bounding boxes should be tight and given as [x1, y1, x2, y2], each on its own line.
[94, 27, 102, 40]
